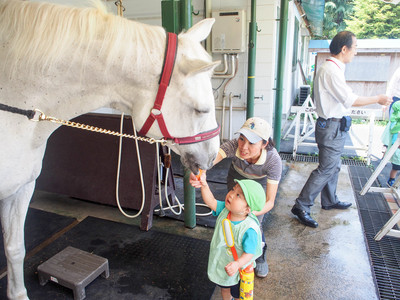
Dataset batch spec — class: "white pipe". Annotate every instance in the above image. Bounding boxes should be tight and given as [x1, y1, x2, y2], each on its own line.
[212, 54, 236, 79]
[213, 54, 229, 75]
[229, 93, 233, 139]
[205, 0, 212, 53]
[215, 106, 246, 110]
[221, 93, 226, 140]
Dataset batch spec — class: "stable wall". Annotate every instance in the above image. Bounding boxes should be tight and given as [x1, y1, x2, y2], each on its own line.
[32, 0, 304, 140]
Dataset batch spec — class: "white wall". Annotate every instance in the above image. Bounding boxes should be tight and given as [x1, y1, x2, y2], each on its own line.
[210, 0, 280, 140]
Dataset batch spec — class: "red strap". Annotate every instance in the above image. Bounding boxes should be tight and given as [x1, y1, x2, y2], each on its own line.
[137, 32, 220, 145]
[172, 125, 220, 145]
[138, 32, 178, 137]
[326, 59, 341, 70]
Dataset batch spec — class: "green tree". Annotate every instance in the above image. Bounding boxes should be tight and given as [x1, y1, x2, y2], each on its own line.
[323, 0, 354, 39]
[346, 0, 400, 39]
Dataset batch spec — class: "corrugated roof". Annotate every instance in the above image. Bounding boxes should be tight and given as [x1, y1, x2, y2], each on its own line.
[309, 39, 400, 52]
[301, 0, 325, 37]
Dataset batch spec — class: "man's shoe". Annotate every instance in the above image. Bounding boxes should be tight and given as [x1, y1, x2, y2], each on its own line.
[291, 206, 318, 228]
[322, 201, 352, 210]
[255, 245, 268, 278]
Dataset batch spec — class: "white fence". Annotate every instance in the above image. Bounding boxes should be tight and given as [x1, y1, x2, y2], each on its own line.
[283, 96, 383, 165]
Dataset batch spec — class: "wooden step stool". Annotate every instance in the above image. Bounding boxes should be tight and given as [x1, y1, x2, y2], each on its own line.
[37, 246, 109, 300]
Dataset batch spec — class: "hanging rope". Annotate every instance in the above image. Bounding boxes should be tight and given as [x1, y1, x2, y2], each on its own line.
[115, 0, 125, 17]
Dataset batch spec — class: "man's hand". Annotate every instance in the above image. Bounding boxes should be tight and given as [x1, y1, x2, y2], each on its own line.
[378, 94, 393, 107]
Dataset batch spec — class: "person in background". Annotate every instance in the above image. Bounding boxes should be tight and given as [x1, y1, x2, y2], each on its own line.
[291, 31, 392, 228]
[381, 101, 400, 186]
[193, 172, 264, 300]
[190, 117, 282, 278]
[387, 66, 400, 107]
[382, 66, 400, 186]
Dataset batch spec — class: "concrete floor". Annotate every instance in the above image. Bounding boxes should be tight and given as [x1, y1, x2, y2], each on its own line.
[30, 160, 379, 300]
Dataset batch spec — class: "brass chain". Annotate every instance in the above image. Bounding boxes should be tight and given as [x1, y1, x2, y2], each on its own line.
[31, 109, 168, 146]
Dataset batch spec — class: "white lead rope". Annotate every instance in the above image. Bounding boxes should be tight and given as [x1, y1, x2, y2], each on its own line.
[115, 113, 145, 218]
[115, 114, 212, 218]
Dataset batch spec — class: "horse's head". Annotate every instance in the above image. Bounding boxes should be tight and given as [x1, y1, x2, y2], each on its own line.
[137, 19, 221, 174]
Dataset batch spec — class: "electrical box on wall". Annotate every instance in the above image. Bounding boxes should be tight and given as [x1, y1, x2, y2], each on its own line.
[211, 10, 246, 53]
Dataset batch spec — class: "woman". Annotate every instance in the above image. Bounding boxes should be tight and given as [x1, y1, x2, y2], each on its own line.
[191, 117, 282, 278]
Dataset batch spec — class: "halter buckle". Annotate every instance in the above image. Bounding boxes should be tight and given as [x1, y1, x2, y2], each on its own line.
[151, 108, 162, 116]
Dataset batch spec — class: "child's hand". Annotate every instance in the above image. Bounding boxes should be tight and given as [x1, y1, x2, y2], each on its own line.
[189, 170, 207, 188]
[224, 261, 240, 277]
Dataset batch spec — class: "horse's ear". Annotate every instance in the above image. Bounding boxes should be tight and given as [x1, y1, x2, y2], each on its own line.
[182, 18, 215, 42]
[182, 59, 221, 76]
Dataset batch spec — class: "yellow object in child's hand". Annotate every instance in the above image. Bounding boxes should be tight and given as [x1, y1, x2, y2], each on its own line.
[196, 169, 203, 181]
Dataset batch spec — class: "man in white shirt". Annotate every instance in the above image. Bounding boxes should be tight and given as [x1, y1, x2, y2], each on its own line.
[291, 31, 392, 228]
[387, 66, 400, 105]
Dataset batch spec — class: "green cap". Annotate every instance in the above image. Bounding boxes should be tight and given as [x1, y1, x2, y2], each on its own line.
[234, 179, 265, 211]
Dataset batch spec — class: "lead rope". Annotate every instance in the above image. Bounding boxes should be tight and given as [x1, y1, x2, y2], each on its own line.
[160, 151, 212, 216]
[115, 113, 146, 218]
[113, 0, 145, 218]
[116, 114, 212, 218]
[156, 145, 212, 216]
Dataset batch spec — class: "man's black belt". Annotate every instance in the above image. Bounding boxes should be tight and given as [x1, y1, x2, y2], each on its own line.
[329, 118, 342, 122]
[319, 117, 341, 122]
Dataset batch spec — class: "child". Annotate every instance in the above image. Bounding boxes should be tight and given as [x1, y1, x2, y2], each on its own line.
[193, 172, 264, 300]
[381, 101, 400, 186]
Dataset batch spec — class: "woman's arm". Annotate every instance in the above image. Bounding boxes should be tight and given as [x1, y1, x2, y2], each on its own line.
[253, 182, 278, 217]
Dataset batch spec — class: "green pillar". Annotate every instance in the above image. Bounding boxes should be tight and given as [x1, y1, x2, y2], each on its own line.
[273, 0, 289, 151]
[246, 0, 257, 119]
[162, 0, 196, 228]
[180, 0, 196, 229]
[161, 0, 180, 33]
[180, 0, 192, 29]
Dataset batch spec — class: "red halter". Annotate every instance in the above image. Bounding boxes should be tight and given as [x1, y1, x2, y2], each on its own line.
[138, 32, 220, 145]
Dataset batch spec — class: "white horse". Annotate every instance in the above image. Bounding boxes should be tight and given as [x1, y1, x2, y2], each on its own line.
[0, 0, 220, 299]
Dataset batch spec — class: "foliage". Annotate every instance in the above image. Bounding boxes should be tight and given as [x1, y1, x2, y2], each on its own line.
[322, 0, 354, 39]
[345, 0, 400, 39]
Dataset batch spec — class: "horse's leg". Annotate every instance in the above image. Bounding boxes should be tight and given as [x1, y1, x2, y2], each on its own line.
[0, 181, 34, 300]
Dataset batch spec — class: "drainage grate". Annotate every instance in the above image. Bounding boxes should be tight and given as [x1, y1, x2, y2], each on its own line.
[349, 165, 400, 300]
[280, 152, 368, 167]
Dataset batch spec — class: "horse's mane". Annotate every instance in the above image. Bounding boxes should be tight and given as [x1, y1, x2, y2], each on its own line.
[0, 0, 165, 76]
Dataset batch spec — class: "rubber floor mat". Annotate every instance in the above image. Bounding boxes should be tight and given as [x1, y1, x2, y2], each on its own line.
[0, 208, 77, 271]
[0, 216, 215, 300]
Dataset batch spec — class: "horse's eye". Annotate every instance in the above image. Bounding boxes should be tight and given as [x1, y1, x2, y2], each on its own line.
[195, 108, 210, 114]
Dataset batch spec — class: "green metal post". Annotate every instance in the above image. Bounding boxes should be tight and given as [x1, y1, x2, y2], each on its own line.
[273, 0, 289, 151]
[161, 0, 180, 33]
[246, 0, 257, 119]
[179, 0, 196, 229]
[183, 167, 196, 228]
[180, 0, 192, 30]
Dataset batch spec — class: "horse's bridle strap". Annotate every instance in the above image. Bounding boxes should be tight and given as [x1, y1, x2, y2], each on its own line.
[172, 125, 221, 145]
[138, 32, 177, 138]
[138, 32, 220, 145]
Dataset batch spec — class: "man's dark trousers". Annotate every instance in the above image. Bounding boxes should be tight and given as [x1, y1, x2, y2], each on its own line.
[294, 118, 347, 213]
